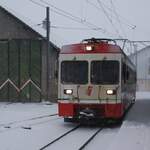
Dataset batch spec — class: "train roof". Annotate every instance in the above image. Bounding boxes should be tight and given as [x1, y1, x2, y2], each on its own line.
[60, 38, 136, 71]
[60, 40, 122, 54]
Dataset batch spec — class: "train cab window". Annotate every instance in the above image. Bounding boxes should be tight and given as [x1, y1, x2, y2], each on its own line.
[91, 60, 119, 84]
[61, 61, 88, 84]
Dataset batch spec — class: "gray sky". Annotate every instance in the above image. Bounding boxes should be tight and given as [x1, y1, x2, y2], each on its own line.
[0, 0, 150, 48]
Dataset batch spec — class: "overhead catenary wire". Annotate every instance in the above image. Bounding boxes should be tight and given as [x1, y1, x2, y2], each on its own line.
[29, 0, 103, 31]
[85, 0, 123, 38]
[29, 0, 143, 43]
[99, 0, 136, 29]
[110, 0, 127, 38]
[39, 0, 115, 35]
[29, 0, 85, 25]
[29, 0, 121, 37]
[36, 23, 102, 30]
[86, 0, 136, 29]
[29, 0, 46, 8]
[96, 0, 123, 38]
[51, 25, 99, 30]
[40, 0, 105, 31]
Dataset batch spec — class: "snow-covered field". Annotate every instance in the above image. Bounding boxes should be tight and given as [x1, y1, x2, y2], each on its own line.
[0, 92, 149, 150]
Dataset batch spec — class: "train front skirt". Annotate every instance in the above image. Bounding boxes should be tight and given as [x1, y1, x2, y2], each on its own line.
[58, 102, 124, 122]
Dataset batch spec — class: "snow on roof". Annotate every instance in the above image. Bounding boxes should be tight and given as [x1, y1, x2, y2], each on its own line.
[0, 2, 61, 48]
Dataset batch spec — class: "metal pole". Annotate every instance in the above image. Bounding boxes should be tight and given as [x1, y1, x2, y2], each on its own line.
[46, 7, 50, 100]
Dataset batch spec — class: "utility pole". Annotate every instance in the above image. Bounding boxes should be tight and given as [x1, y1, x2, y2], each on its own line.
[46, 7, 50, 100]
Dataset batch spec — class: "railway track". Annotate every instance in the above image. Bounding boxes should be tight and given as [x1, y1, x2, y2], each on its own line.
[39, 125, 104, 150]
[39, 124, 81, 150]
[0, 113, 60, 133]
[0, 113, 58, 128]
[0, 115, 61, 134]
[78, 127, 103, 150]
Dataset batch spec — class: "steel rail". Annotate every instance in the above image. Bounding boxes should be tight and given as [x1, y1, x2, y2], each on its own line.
[0, 113, 58, 128]
[78, 127, 103, 150]
[39, 124, 81, 150]
[0, 114, 60, 134]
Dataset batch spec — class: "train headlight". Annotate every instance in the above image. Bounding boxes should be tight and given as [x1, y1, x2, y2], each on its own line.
[106, 89, 115, 95]
[64, 89, 73, 95]
[85, 45, 93, 51]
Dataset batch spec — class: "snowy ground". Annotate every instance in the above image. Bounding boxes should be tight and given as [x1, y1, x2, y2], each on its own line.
[108, 92, 150, 150]
[0, 92, 149, 150]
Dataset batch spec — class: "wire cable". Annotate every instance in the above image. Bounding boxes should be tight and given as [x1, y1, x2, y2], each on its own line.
[51, 25, 99, 30]
[86, 0, 135, 29]
[97, 0, 123, 38]
[39, 0, 112, 34]
[100, 0, 136, 29]
[110, 0, 127, 38]
[29, 0, 46, 8]
[29, 0, 126, 37]
[35, 23, 105, 31]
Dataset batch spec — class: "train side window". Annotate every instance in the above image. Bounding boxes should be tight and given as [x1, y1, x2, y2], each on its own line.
[126, 69, 129, 80]
[122, 63, 126, 83]
[122, 62, 136, 84]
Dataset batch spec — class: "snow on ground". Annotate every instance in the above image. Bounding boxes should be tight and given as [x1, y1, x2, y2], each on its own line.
[0, 91, 150, 150]
[85, 127, 120, 150]
[45, 127, 100, 150]
[0, 102, 120, 150]
[0, 103, 60, 150]
[108, 92, 150, 150]
[0, 103, 57, 124]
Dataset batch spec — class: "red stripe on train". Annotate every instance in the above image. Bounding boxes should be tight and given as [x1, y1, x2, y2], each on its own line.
[58, 102, 124, 119]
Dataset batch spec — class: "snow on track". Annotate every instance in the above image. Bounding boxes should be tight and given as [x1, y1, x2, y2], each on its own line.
[0, 103, 57, 125]
[0, 113, 58, 128]
[42, 125, 120, 150]
[43, 126, 101, 150]
[39, 124, 81, 150]
[0, 103, 82, 150]
[0, 114, 59, 133]
[0, 116, 79, 150]
[85, 127, 120, 150]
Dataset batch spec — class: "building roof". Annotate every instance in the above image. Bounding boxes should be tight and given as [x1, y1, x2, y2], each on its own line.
[0, 4, 59, 49]
[130, 45, 150, 58]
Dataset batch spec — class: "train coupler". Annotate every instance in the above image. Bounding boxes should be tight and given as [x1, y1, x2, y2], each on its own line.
[79, 108, 96, 119]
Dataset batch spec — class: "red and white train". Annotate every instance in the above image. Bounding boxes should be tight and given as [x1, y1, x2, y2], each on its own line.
[58, 38, 136, 122]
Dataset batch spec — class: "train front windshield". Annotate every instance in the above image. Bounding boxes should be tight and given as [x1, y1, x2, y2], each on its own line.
[61, 61, 88, 84]
[91, 61, 119, 84]
[61, 60, 119, 85]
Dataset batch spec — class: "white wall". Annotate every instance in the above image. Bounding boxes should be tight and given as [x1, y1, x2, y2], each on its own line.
[130, 46, 150, 91]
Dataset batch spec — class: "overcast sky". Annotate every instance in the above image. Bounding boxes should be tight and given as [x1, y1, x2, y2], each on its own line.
[0, 0, 150, 49]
